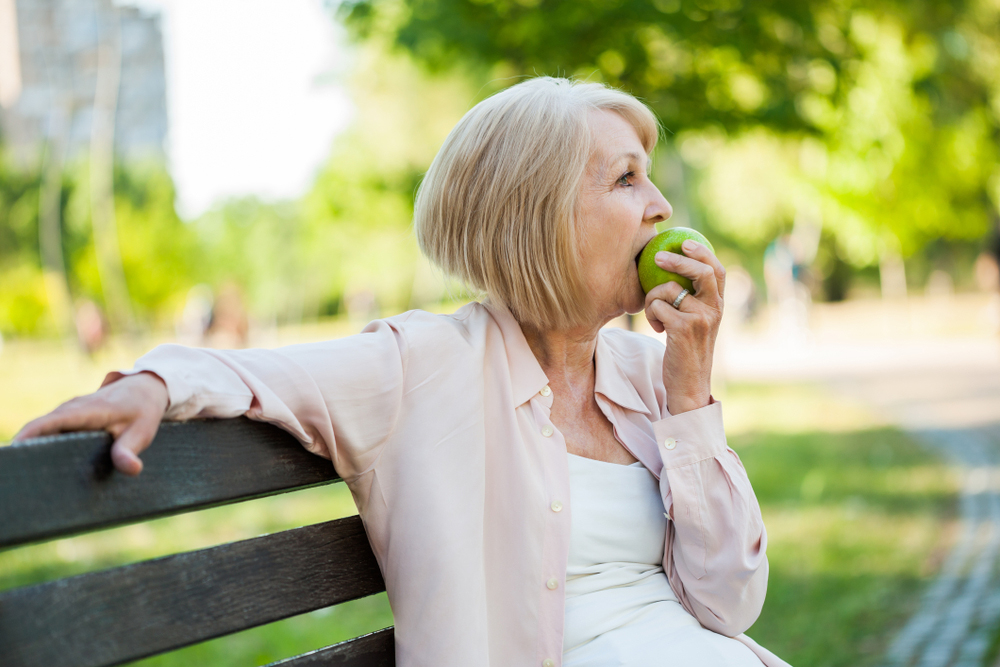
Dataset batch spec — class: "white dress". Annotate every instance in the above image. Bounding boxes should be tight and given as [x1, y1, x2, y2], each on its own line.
[563, 453, 765, 667]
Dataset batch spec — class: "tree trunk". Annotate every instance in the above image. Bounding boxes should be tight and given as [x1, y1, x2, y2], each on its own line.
[38, 104, 75, 340]
[879, 245, 908, 301]
[90, 6, 135, 336]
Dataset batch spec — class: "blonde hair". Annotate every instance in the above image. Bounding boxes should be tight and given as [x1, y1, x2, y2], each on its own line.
[414, 76, 659, 330]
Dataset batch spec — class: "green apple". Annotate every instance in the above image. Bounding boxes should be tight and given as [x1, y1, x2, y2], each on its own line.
[637, 227, 715, 294]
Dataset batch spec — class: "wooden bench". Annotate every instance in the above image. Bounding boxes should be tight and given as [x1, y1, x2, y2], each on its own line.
[0, 417, 394, 667]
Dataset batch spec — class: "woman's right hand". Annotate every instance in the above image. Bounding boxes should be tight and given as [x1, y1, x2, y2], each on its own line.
[12, 372, 169, 476]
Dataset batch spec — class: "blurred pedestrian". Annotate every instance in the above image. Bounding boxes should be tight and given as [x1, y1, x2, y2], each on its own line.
[175, 284, 214, 346]
[205, 283, 249, 349]
[74, 299, 106, 356]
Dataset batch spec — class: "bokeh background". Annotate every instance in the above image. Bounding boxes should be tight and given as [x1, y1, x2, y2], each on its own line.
[2, 0, 1000, 665]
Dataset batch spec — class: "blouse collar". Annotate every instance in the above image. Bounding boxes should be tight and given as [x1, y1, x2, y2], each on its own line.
[483, 301, 652, 416]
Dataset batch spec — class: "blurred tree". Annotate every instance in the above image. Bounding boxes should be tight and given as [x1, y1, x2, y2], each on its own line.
[339, 0, 973, 131]
[0, 154, 199, 337]
[298, 40, 483, 317]
[61, 161, 200, 332]
[181, 43, 483, 327]
[0, 149, 50, 335]
[190, 197, 308, 325]
[339, 0, 1000, 294]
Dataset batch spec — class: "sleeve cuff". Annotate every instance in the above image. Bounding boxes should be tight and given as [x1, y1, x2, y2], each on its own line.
[652, 400, 728, 470]
[102, 350, 197, 420]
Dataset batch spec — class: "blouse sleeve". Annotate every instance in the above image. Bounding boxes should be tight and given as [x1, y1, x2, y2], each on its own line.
[103, 318, 408, 482]
[653, 400, 768, 637]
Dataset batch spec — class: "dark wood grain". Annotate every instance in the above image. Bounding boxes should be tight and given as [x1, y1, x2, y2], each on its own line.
[0, 516, 386, 667]
[0, 417, 339, 548]
[264, 628, 395, 666]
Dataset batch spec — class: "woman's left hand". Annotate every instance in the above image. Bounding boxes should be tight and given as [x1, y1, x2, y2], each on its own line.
[643, 239, 726, 415]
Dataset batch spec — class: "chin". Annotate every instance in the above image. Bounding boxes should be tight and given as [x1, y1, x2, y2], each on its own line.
[626, 286, 646, 314]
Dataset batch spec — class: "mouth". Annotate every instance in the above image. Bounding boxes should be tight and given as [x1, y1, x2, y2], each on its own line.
[635, 237, 652, 268]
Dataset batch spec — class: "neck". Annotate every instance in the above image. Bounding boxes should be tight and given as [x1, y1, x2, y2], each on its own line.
[520, 320, 603, 387]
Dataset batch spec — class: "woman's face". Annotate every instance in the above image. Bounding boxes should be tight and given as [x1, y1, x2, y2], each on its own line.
[576, 110, 672, 323]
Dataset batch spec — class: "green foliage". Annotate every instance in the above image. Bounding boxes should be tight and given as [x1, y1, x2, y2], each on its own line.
[6, 1, 999, 334]
[92, 163, 199, 326]
[189, 197, 310, 322]
[295, 43, 484, 316]
[340, 0, 1000, 270]
[0, 155, 200, 336]
[0, 150, 48, 335]
[0, 40, 484, 336]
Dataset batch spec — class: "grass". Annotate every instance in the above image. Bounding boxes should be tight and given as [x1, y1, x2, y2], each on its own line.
[0, 337, 961, 666]
[724, 382, 960, 666]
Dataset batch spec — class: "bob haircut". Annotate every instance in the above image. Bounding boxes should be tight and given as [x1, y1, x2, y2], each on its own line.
[414, 76, 660, 330]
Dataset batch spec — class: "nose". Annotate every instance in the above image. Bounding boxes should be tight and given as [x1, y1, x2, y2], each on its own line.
[644, 184, 672, 225]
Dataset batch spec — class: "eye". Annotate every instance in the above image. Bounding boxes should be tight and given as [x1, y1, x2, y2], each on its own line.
[617, 171, 635, 187]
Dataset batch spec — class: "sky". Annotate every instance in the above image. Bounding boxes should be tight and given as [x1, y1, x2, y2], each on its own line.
[123, 0, 354, 218]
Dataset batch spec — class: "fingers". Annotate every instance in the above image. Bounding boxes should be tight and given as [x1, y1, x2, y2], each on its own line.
[654, 252, 717, 303]
[11, 374, 168, 475]
[13, 397, 116, 441]
[644, 281, 689, 333]
[644, 293, 682, 333]
[110, 417, 161, 476]
[654, 241, 726, 301]
[681, 240, 726, 297]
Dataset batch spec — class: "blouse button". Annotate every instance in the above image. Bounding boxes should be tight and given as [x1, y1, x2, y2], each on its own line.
[540, 385, 552, 397]
[543, 660, 556, 667]
[550, 500, 563, 512]
[663, 437, 677, 450]
[546, 578, 559, 590]
[541, 425, 554, 438]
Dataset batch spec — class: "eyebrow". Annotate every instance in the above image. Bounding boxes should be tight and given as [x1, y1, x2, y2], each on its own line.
[601, 151, 648, 180]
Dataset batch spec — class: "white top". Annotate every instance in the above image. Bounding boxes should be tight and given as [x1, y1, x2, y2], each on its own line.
[563, 453, 764, 666]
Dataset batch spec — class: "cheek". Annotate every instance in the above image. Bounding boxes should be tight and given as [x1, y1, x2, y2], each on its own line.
[580, 242, 637, 303]
[574, 198, 642, 297]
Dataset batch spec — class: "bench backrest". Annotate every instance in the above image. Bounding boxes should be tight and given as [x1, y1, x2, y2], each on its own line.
[0, 418, 394, 667]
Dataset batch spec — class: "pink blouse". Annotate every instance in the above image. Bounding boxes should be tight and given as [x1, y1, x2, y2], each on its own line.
[111, 301, 790, 667]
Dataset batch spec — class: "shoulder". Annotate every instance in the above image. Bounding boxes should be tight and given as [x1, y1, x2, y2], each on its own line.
[383, 302, 489, 335]
[378, 302, 492, 353]
[372, 303, 493, 387]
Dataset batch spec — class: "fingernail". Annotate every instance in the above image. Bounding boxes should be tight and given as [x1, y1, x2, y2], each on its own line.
[683, 240, 698, 251]
[655, 251, 671, 263]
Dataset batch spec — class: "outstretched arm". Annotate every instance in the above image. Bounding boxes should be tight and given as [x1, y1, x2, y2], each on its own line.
[14, 319, 408, 480]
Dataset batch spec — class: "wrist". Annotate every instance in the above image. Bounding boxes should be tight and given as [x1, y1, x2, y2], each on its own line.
[668, 392, 711, 415]
[133, 371, 170, 414]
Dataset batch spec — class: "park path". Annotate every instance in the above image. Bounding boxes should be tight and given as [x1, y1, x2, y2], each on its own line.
[716, 306, 1000, 667]
[842, 368, 1000, 667]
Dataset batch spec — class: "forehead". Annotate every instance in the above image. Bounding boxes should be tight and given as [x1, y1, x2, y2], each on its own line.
[586, 109, 647, 173]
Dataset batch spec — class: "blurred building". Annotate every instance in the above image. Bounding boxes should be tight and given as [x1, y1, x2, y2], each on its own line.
[0, 0, 167, 165]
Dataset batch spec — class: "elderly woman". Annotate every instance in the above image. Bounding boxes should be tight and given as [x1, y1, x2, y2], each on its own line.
[16, 78, 789, 667]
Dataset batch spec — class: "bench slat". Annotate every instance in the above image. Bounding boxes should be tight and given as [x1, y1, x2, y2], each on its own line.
[264, 628, 395, 666]
[0, 516, 386, 667]
[0, 418, 338, 548]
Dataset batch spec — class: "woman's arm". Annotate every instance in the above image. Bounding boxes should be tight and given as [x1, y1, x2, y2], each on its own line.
[14, 319, 408, 481]
[642, 240, 768, 635]
[655, 403, 768, 637]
